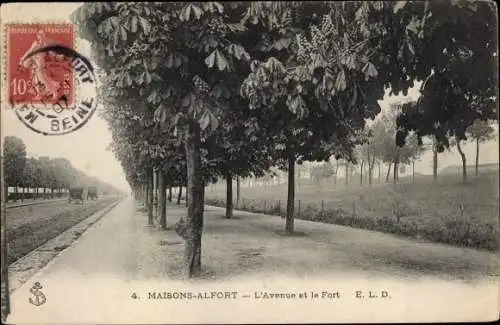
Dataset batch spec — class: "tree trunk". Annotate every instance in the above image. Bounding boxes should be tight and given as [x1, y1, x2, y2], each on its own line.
[412, 160, 415, 184]
[345, 162, 349, 186]
[378, 162, 381, 183]
[225, 172, 233, 219]
[385, 163, 392, 182]
[433, 137, 438, 183]
[393, 146, 401, 185]
[147, 168, 154, 225]
[236, 176, 240, 208]
[184, 120, 204, 278]
[285, 155, 296, 234]
[367, 162, 370, 183]
[153, 169, 159, 220]
[168, 186, 172, 202]
[475, 138, 480, 176]
[360, 160, 364, 185]
[159, 169, 167, 230]
[369, 156, 375, 186]
[334, 160, 339, 187]
[393, 161, 398, 185]
[36, 187, 39, 199]
[51, 187, 54, 199]
[456, 136, 467, 183]
[177, 185, 182, 205]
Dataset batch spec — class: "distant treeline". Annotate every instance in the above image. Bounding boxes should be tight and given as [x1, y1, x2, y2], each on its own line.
[3, 136, 123, 202]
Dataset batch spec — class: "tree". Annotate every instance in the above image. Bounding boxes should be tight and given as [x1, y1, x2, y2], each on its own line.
[203, 102, 274, 219]
[467, 119, 496, 176]
[403, 132, 428, 183]
[37, 156, 52, 195]
[395, 1, 498, 184]
[73, 2, 268, 277]
[3, 136, 27, 200]
[370, 102, 428, 185]
[310, 162, 335, 185]
[22, 158, 39, 196]
[240, 2, 416, 233]
[370, 110, 397, 183]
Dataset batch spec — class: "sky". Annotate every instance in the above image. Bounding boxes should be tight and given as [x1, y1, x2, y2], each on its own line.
[1, 3, 498, 192]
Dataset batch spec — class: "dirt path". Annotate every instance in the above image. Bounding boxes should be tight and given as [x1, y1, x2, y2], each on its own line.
[162, 203, 499, 283]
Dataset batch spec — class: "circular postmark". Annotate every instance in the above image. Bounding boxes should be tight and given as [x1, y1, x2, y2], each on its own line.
[10, 40, 97, 136]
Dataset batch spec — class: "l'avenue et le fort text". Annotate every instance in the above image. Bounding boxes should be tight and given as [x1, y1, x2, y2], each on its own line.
[146, 290, 390, 300]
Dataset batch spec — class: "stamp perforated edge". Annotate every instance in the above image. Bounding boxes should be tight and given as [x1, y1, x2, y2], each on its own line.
[2, 21, 78, 110]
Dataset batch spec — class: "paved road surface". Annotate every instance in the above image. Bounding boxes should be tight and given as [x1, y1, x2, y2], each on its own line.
[7, 198, 498, 323]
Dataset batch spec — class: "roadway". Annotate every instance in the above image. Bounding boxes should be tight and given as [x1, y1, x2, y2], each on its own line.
[6, 198, 499, 323]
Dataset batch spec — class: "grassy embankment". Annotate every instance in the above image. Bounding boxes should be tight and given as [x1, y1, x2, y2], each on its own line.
[7, 197, 121, 264]
[205, 170, 499, 251]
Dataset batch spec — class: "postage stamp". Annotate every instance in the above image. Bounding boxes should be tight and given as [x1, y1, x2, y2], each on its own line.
[6, 23, 75, 107]
[3, 22, 97, 136]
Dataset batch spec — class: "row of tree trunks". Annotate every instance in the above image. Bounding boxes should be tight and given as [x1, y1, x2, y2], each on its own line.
[129, 130, 205, 278]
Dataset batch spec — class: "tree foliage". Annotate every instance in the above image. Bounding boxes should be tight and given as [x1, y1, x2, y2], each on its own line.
[71, 0, 498, 277]
[395, 1, 498, 150]
[3, 136, 26, 188]
[2, 136, 120, 198]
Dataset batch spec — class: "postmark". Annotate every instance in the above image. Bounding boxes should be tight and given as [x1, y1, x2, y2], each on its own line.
[4, 23, 97, 136]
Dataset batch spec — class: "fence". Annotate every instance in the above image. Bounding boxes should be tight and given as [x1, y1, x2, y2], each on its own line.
[204, 196, 499, 251]
[6, 188, 69, 202]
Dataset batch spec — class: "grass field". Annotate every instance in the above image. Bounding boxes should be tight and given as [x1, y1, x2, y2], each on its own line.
[205, 170, 499, 251]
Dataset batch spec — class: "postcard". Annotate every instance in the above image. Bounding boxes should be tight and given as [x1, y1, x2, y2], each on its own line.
[1, 2, 499, 324]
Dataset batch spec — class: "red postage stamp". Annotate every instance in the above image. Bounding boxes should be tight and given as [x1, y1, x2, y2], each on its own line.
[6, 23, 75, 107]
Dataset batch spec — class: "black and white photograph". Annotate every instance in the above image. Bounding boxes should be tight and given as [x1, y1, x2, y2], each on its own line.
[1, 1, 498, 323]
